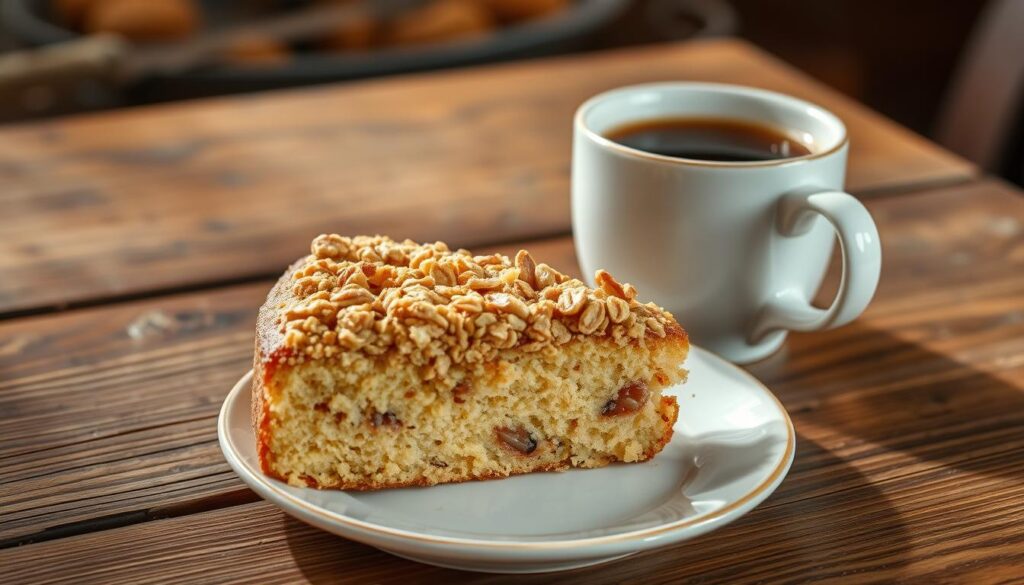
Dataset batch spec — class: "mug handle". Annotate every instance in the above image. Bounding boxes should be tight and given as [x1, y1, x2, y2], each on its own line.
[749, 189, 882, 343]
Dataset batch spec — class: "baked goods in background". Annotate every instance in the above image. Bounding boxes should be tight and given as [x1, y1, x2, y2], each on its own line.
[50, 0, 573, 55]
[320, 10, 377, 51]
[383, 0, 494, 47]
[81, 0, 201, 42]
[254, 235, 689, 490]
[220, 33, 292, 66]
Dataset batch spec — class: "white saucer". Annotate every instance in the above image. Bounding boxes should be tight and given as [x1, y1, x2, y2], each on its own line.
[219, 346, 794, 574]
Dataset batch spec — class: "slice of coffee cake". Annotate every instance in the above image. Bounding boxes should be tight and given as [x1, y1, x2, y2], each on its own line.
[254, 235, 688, 490]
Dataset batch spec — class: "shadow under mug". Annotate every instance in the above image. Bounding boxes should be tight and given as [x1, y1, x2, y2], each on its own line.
[571, 82, 881, 363]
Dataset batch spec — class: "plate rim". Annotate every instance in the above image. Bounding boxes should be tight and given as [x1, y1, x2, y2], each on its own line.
[219, 345, 795, 551]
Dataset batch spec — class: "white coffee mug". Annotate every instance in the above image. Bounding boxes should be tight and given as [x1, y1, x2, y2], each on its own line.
[572, 82, 881, 363]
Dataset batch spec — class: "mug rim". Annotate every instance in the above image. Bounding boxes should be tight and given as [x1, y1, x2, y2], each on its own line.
[575, 82, 849, 168]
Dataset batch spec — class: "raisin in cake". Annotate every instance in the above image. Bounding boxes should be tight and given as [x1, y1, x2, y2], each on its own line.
[254, 235, 688, 490]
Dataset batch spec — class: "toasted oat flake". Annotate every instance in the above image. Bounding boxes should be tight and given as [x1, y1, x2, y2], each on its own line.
[278, 235, 676, 384]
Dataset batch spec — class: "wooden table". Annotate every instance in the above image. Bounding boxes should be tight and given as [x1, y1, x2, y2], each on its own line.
[1, 39, 1020, 583]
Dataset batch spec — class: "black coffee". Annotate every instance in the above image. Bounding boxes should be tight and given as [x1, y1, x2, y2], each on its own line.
[604, 117, 812, 162]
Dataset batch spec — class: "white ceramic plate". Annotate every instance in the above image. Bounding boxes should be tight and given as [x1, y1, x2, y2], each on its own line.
[219, 346, 794, 574]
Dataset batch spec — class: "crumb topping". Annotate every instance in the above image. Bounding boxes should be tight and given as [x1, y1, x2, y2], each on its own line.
[277, 235, 678, 379]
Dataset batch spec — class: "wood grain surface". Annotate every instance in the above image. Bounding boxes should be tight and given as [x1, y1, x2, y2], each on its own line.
[2, 180, 1022, 583]
[0, 39, 975, 317]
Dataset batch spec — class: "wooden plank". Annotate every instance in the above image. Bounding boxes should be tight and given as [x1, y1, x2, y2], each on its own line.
[0, 39, 974, 316]
[1, 447, 1021, 584]
[3, 180, 1021, 574]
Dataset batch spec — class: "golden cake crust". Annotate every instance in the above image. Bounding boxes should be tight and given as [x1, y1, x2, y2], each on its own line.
[253, 235, 687, 489]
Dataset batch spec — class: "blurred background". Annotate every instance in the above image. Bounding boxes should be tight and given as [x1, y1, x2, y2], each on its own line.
[0, 0, 1020, 185]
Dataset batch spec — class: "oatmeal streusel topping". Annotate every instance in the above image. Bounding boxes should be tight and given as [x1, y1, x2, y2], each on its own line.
[278, 235, 677, 378]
